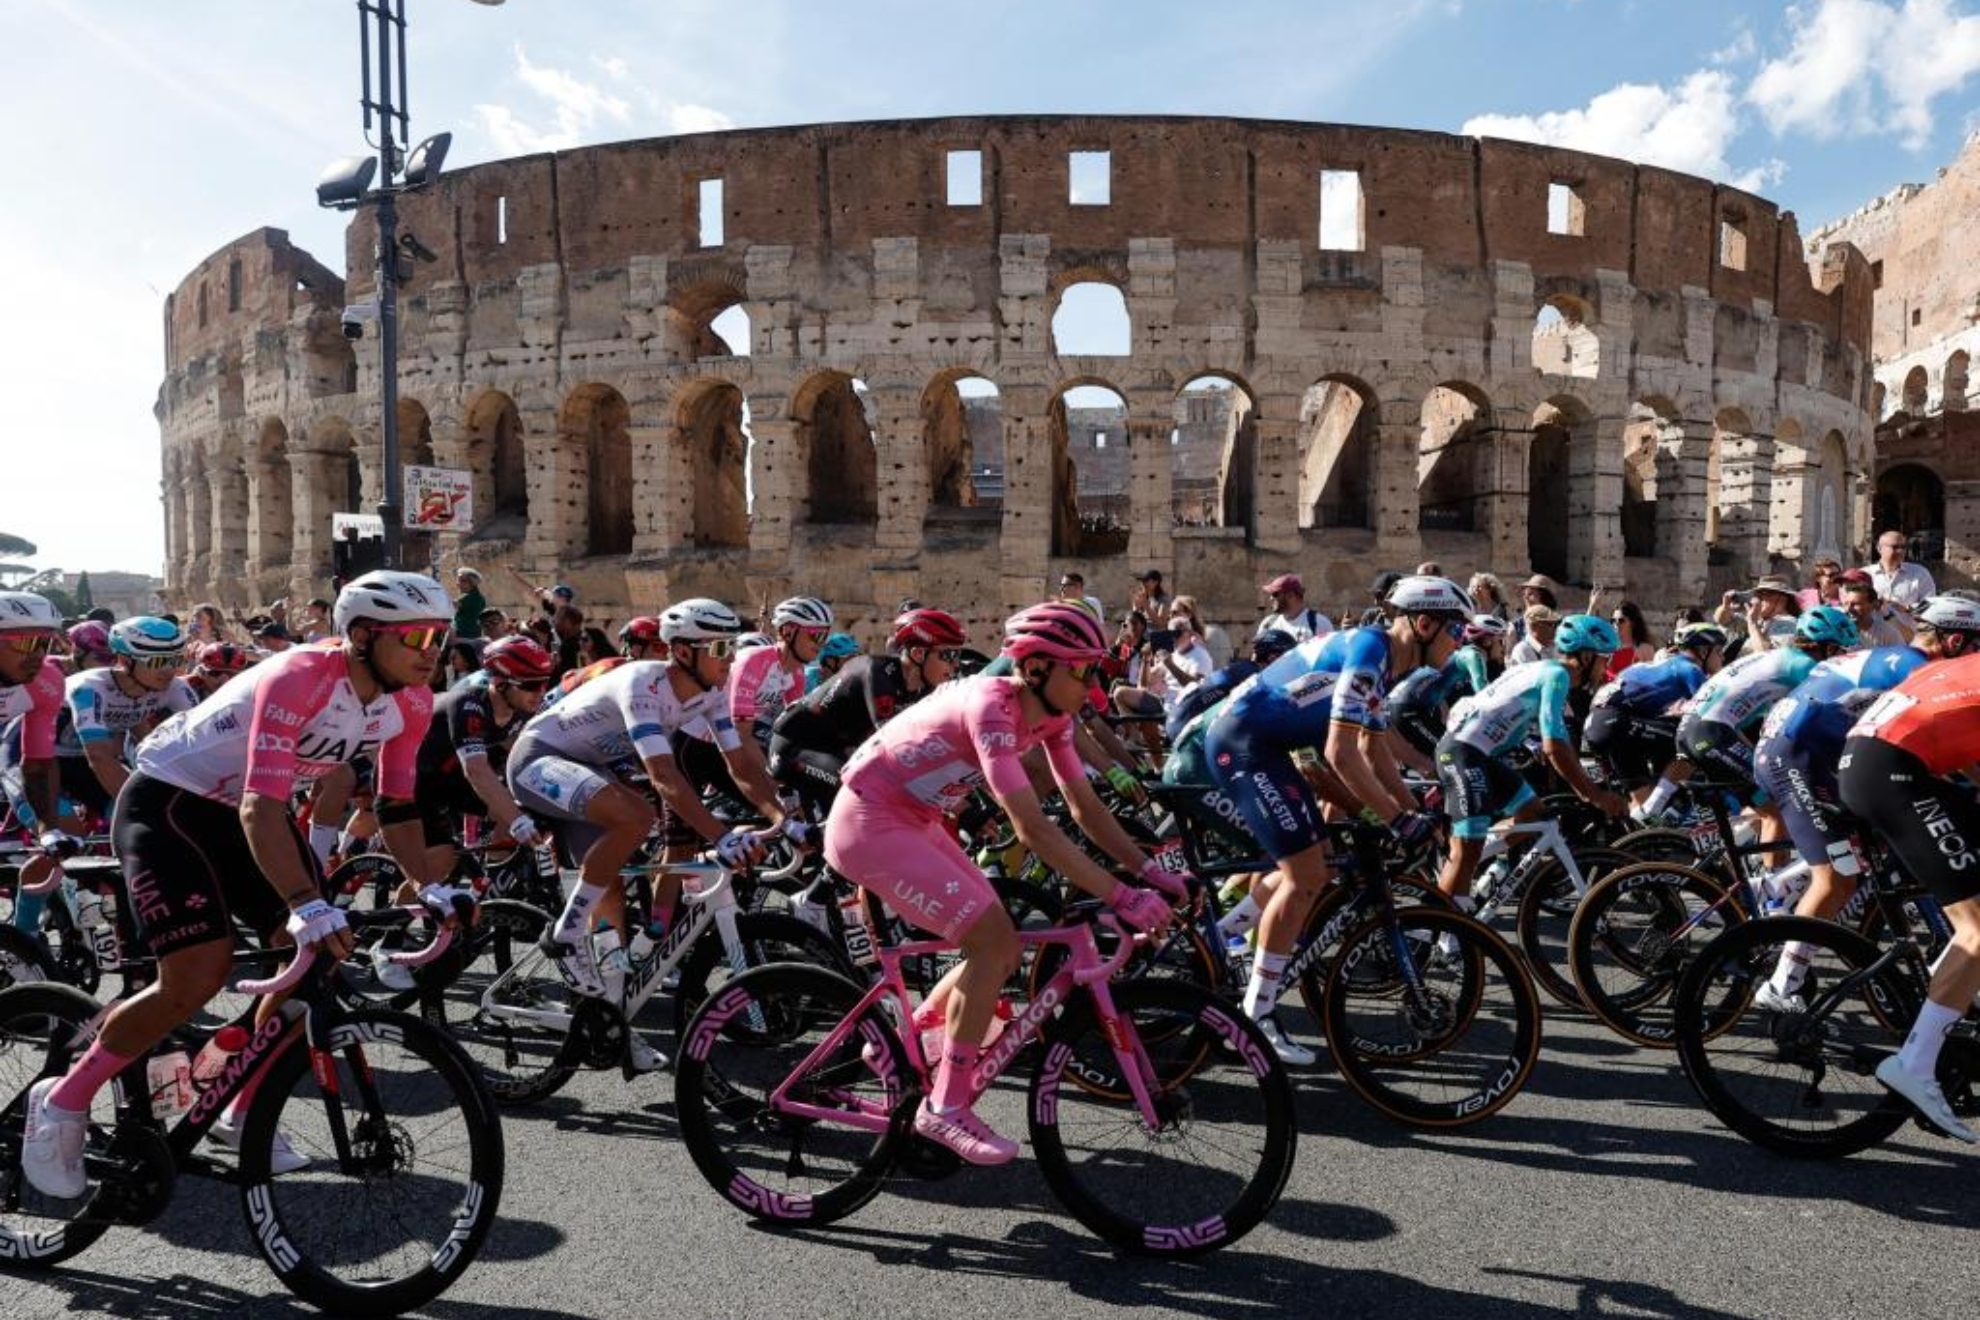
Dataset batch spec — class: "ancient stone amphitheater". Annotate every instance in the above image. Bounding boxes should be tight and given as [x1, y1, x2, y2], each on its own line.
[158, 115, 1876, 641]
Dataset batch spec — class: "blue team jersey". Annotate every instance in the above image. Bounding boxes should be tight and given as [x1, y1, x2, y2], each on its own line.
[1757, 646, 1929, 760]
[1211, 626, 1395, 753]
[1165, 659, 1260, 741]
[1591, 653, 1706, 717]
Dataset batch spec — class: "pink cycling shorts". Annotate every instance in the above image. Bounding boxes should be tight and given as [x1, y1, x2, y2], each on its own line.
[823, 786, 997, 942]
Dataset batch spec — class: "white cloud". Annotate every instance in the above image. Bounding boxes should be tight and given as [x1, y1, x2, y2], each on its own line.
[1462, 70, 1785, 191]
[473, 45, 734, 155]
[1749, 0, 1980, 148]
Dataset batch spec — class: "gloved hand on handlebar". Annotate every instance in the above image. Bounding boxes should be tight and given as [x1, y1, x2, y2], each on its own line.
[506, 814, 543, 848]
[286, 898, 351, 951]
[715, 827, 768, 869]
[1390, 810, 1438, 850]
[1105, 882, 1171, 935]
[785, 820, 817, 850]
[1138, 856, 1193, 900]
[417, 884, 479, 925]
[36, 830, 82, 859]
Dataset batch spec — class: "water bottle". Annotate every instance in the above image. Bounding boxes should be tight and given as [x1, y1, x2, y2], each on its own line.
[594, 928, 628, 1004]
[147, 1050, 194, 1119]
[191, 1024, 252, 1093]
[1226, 934, 1254, 988]
[1471, 856, 1512, 907]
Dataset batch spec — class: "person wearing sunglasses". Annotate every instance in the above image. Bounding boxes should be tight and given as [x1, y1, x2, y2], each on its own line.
[20, 572, 466, 1198]
[728, 596, 835, 748]
[768, 607, 968, 822]
[53, 617, 197, 827]
[823, 602, 1189, 1165]
[0, 591, 70, 859]
[1201, 575, 1472, 1064]
[506, 597, 788, 1014]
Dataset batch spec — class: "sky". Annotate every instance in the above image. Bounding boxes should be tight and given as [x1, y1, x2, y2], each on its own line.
[5, 0, 1980, 579]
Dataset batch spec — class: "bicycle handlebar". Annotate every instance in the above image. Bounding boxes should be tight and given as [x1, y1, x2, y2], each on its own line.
[1076, 913, 1147, 986]
[237, 910, 458, 996]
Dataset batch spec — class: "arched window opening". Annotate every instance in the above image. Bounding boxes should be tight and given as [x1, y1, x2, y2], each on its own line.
[922, 374, 1002, 511]
[1529, 397, 1594, 584]
[1947, 351, 1970, 412]
[664, 283, 751, 361]
[1051, 282, 1131, 358]
[1298, 376, 1375, 530]
[564, 384, 633, 556]
[1171, 375, 1255, 534]
[1901, 365, 1928, 414]
[708, 305, 751, 358]
[1417, 384, 1492, 534]
[675, 381, 750, 549]
[1875, 464, 1946, 565]
[465, 390, 528, 541]
[796, 373, 879, 526]
[255, 419, 295, 570]
[1533, 297, 1599, 379]
[1051, 383, 1131, 557]
[397, 399, 435, 470]
[1619, 402, 1671, 560]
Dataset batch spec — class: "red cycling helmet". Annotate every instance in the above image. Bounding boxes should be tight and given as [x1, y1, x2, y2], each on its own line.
[482, 635, 555, 683]
[66, 621, 113, 662]
[195, 642, 254, 675]
[618, 616, 662, 651]
[1002, 601, 1107, 665]
[892, 608, 967, 651]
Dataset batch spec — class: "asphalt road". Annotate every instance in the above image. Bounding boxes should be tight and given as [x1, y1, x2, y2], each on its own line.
[7, 993, 1974, 1320]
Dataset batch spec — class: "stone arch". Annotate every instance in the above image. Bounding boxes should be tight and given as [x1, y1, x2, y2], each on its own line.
[397, 398, 436, 469]
[1620, 398, 1680, 561]
[463, 389, 528, 539]
[1172, 372, 1255, 534]
[672, 379, 750, 549]
[1050, 281, 1131, 358]
[1875, 463, 1946, 565]
[793, 371, 879, 526]
[1529, 395, 1595, 584]
[253, 418, 295, 574]
[1298, 374, 1377, 530]
[1417, 381, 1493, 535]
[562, 383, 634, 556]
[1947, 350, 1970, 412]
[921, 370, 1002, 511]
[1901, 365, 1928, 414]
[1534, 295, 1599, 379]
[1049, 378, 1131, 557]
[184, 446, 214, 570]
[664, 279, 752, 360]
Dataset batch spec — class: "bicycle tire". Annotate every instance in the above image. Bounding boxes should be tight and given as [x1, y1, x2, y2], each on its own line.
[1323, 908, 1543, 1127]
[675, 962, 910, 1228]
[1291, 872, 1450, 1019]
[1568, 860, 1743, 1047]
[426, 902, 578, 1106]
[1611, 826, 1704, 864]
[239, 1007, 504, 1316]
[670, 911, 850, 1040]
[0, 925, 55, 992]
[0, 981, 116, 1268]
[1513, 845, 1637, 1010]
[1672, 916, 1915, 1158]
[1029, 979, 1295, 1255]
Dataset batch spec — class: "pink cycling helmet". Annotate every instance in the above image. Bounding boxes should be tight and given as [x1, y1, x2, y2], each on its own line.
[66, 621, 113, 662]
[1002, 601, 1107, 665]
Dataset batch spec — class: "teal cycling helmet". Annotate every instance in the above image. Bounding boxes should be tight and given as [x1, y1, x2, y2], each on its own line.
[818, 632, 861, 661]
[1794, 605, 1858, 649]
[110, 616, 189, 661]
[1554, 613, 1622, 656]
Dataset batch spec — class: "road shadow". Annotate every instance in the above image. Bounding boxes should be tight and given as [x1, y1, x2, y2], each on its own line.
[15, 1267, 591, 1320]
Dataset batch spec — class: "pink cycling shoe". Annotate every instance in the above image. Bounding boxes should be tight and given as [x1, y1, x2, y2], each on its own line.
[914, 1099, 1019, 1166]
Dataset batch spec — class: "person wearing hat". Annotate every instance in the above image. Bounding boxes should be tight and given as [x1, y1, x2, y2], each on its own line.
[453, 567, 487, 640]
[1258, 574, 1331, 642]
[1359, 570, 1406, 627]
[1713, 574, 1801, 662]
[1127, 569, 1172, 625]
[1519, 575, 1562, 612]
[1508, 605, 1560, 666]
[253, 619, 293, 653]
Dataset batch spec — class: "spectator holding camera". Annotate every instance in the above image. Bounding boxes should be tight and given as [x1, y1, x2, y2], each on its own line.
[1713, 575, 1801, 661]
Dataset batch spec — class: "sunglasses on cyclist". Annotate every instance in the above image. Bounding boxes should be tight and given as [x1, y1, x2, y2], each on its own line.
[4, 634, 59, 658]
[794, 626, 829, 641]
[934, 648, 963, 664]
[693, 638, 737, 660]
[131, 653, 186, 671]
[508, 678, 552, 693]
[1062, 660, 1100, 682]
[372, 623, 451, 652]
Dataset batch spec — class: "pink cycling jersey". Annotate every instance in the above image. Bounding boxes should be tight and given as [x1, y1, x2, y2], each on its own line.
[839, 674, 1084, 819]
[0, 657, 65, 760]
[729, 645, 806, 728]
[135, 641, 432, 805]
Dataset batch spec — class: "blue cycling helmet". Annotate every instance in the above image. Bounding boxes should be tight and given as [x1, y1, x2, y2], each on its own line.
[1795, 604, 1858, 649]
[1554, 613, 1621, 656]
[819, 632, 861, 661]
[110, 616, 189, 661]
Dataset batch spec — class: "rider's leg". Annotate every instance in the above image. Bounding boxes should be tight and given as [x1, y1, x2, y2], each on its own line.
[1245, 844, 1331, 1018]
[560, 782, 655, 944]
[47, 939, 234, 1111]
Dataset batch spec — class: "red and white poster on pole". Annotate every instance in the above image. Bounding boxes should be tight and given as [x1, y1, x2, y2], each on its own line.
[404, 466, 473, 531]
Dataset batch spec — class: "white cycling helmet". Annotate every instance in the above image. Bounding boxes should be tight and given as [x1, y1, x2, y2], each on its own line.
[1916, 595, 1980, 636]
[0, 591, 61, 634]
[110, 616, 189, 659]
[659, 597, 744, 643]
[771, 596, 834, 630]
[1385, 575, 1475, 619]
[1463, 613, 1512, 640]
[736, 631, 776, 651]
[333, 571, 453, 635]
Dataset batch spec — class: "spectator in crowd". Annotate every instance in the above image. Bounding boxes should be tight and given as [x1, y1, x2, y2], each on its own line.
[1837, 569, 1913, 647]
[1056, 571, 1106, 622]
[297, 597, 334, 642]
[1509, 605, 1559, 665]
[254, 620, 292, 653]
[1416, 561, 1442, 576]
[453, 567, 487, 639]
[1361, 570, 1405, 627]
[1468, 571, 1513, 623]
[1606, 599, 1655, 677]
[576, 626, 616, 667]
[186, 603, 229, 646]
[1171, 593, 1232, 668]
[479, 607, 512, 641]
[1520, 574, 1561, 613]
[1714, 575, 1801, 661]
[1865, 529, 1936, 608]
[505, 567, 578, 621]
[551, 604, 585, 676]
[1798, 556, 1844, 609]
[1257, 573, 1332, 641]
[1153, 606, 1216, 718]
[1128, 569, 1172, 623]
[524, 616, 555, 649]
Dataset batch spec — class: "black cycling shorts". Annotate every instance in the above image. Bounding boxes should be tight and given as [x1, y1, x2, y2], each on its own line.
[1436, 736, 1536, 840]
[1838, 738, 1980, 907]
[1676, 714, 1759, 800]
[1584, 708, 1678, 788]
[766, 736, 845, 821]
[110, 773, 304, 958]
[1754, 735, 1850, 871]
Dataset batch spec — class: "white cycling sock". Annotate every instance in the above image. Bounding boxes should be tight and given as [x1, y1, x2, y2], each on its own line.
[1218, 894, 1263, 940]
[1641, 780, 1678, 818]
[553, 881, 607, 947]
[308, 824, 339, 867]
[1896, 998, 1964, 1079]
[1767, 941, 1813, 997]
[1242, 951, 1292, 1020]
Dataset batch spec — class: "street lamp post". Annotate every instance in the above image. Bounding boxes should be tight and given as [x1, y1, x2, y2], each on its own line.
[318, 0, 504, 572]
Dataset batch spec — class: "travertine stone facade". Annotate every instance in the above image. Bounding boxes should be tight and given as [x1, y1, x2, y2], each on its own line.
[161, 116, 1874, 644]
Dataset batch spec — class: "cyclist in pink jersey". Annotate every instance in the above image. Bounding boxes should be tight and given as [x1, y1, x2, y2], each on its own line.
[20, 572, 463, 1200]
[0, 591, 68, 842]
[824, 602, 1190, 1165]
[729, 596, 835, 743]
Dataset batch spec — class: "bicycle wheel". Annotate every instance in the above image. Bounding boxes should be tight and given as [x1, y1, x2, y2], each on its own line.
[427, 902, 578, 1106]
[1568, 860, 1743, 1047]
[1673, 916, 1915, 1158]
[1025, 909, 1221, 1008]
[1611, 826, 1705, 864]
[675, 962, 909, 1227]
[1323, 908, 1543, 1127]
[1514, 845, 1637, 1010]
[238, 1007, 504, 1316]
[1291, 872, 1450, 1012]
[0, 982, 116, 1267]
[0, 926, 54, 992]
[670, 911, 850, 1040]
[1029, 979, 1294, 1255]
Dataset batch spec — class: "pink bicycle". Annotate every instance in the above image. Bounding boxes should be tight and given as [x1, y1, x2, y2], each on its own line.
[673, 902, 1297, 1255]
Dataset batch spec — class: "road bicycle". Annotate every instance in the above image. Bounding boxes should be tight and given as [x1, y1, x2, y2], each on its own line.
[674, 903, 1297, 1255]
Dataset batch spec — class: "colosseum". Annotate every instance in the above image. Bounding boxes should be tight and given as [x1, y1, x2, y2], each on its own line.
[157, 115, 1877, 642]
